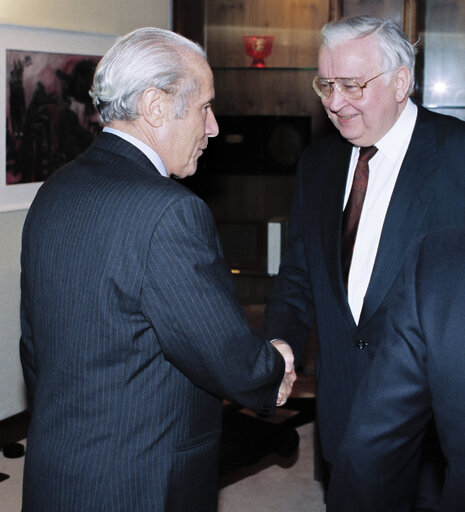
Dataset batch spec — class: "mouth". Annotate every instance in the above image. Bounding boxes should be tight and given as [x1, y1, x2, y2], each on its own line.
[338, 113, 357, 121]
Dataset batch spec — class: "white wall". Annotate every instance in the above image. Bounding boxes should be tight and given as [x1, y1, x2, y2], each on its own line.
[0, 0, 171, 35]
[0, 209, 27, 419]
[0, 0, 171, 421]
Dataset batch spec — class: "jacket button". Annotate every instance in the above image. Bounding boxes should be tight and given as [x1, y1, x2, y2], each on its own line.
[356, 340, 368, 349]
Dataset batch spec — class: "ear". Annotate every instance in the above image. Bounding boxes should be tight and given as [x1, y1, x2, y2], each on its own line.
[139, 87, 164, 128]
[393, 66, 411, 102]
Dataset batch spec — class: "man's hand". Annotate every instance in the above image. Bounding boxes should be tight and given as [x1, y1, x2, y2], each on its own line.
[271, 340, 297, 406]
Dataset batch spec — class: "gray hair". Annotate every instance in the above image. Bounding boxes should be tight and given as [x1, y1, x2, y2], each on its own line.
[320, 15, 417, 94]
[90, 27, 207, 124]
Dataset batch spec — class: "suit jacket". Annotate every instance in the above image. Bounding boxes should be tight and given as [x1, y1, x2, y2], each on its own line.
[265, 103, 465, 465]
[20, 132, 284, 512]
[326, 227, 465, 511]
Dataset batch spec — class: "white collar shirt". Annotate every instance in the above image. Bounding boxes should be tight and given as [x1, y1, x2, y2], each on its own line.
[344, 98, 418, 324]
[103, 126, 169, 178]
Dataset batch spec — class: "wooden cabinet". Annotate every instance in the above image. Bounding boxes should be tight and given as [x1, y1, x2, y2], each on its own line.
[174, 0, 339, 65]
[174, 0, 335, 303]
[205, 0, 330, 70]
[212, 68, 318, 117]
[174, 0, 335, 131]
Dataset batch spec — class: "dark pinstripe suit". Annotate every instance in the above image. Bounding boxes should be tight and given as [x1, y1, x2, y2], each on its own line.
[20, 132, 284, 511]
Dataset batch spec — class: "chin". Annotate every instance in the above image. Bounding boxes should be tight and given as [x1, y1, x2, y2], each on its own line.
[173, 167, 198, 179]
[186, 165, 198, 177]
[340, 129, 366, 146]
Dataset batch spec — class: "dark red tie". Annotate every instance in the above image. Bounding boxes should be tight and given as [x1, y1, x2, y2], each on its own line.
[341, 145, 378, 292]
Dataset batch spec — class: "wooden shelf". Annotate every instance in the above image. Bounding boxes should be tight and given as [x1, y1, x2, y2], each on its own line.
[205, 0, 331, 69]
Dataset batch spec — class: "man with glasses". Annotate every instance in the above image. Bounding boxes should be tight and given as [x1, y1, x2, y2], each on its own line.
[265, 15, 465, 511]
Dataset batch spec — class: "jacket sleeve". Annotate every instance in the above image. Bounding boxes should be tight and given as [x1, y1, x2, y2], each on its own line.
[140, 193, 284, 415]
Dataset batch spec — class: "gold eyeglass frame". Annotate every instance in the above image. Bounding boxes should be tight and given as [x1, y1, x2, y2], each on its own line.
[312, 71, 387, 100]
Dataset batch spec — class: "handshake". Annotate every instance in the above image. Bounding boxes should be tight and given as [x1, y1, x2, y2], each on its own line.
[271, 340, 297, 407]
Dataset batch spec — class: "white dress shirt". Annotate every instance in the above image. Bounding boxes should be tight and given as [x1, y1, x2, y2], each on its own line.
[103, 126, 169, 177]
[344, 99, 418, 323]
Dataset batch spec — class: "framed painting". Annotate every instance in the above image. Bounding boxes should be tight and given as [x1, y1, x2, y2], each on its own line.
[0, 24, 117, 212]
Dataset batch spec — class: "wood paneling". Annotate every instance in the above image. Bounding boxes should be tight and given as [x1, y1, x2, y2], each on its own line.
[213, 69, 319, 116]
[206, 0, 330, 69]
[173, 0, 206, 45]
[173, 0, 332, 306]
[341, 0, 418, 43]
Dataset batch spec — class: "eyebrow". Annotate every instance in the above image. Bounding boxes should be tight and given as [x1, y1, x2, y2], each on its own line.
[318, 76, 360, 80]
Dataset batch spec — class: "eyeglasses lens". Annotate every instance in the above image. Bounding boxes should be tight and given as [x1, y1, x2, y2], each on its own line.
[313, 78, 363, 100]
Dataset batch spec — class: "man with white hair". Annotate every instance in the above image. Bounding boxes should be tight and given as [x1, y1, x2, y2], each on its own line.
[265, 15, 465, 511]
[20, 27, 295, 512]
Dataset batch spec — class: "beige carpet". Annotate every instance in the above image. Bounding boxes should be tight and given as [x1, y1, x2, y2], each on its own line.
[0, 421, 325, 512]
[219, 420, 326, 511]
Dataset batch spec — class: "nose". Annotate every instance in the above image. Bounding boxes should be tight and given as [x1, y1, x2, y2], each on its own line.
[323, 85, 348, 112]
[206, 109, 219, 138]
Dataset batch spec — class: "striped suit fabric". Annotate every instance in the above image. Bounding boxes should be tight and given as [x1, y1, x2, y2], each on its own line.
[20, 132, 284, 511]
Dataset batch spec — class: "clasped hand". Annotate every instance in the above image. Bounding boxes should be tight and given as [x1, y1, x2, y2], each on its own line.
[271, 340, 297, 406]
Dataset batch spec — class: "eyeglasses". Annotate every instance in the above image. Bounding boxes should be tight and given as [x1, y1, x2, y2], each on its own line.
[312, 71, 387, 100]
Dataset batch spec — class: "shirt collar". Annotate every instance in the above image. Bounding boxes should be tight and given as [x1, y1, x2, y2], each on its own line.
[102, 126, 169, 178]
[374, 98, 418, 161]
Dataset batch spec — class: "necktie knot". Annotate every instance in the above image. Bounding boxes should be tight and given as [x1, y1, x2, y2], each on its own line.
[358, 145, 378, 163]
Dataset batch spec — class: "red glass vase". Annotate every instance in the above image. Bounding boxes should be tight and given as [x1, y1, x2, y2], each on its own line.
[242, 35, 275, 68]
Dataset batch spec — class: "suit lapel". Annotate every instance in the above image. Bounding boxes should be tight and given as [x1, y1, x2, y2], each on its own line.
[360, 106, 439, 325]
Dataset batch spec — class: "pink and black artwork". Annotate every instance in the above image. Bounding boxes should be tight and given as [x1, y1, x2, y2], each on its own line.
[6, 49, 102, 185]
